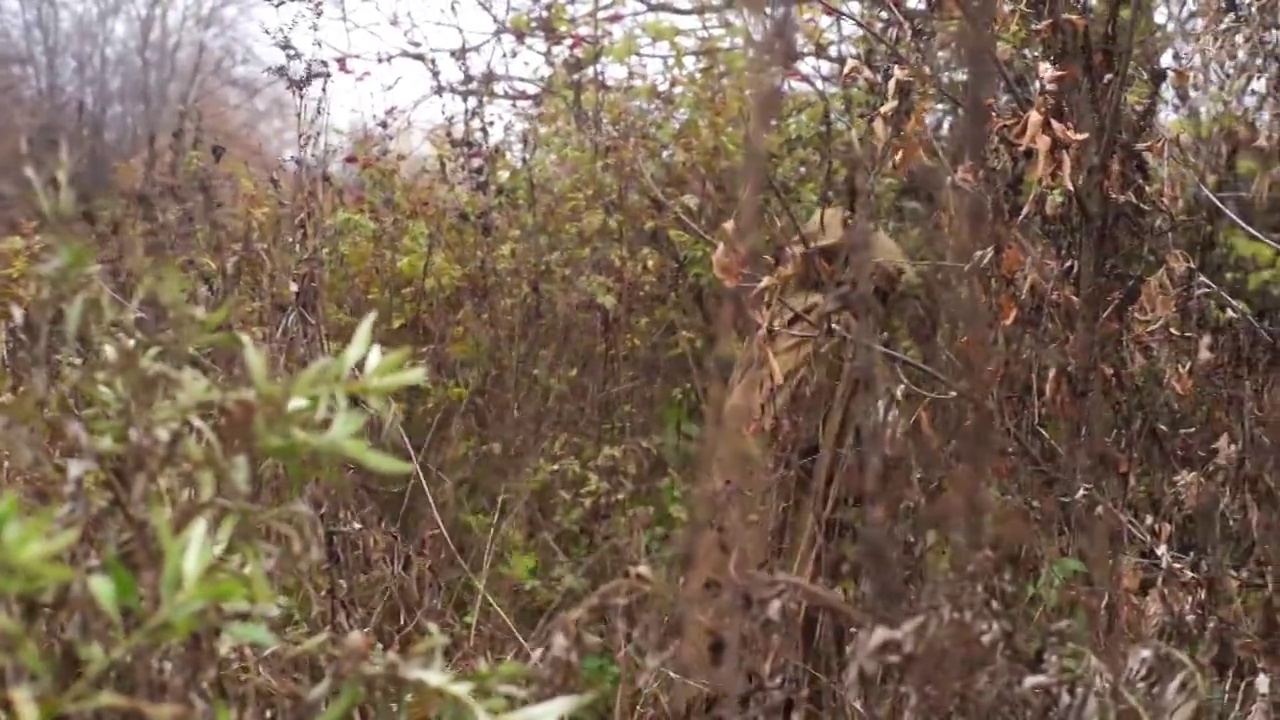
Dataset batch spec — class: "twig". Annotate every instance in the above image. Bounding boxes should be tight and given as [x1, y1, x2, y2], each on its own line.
[395, 425, 532, 654]
[469, 494, 506, 646]
[1195, 178, 1280, 255]
[1191, 269, 1275, 343]
[633, 158, 717, 247]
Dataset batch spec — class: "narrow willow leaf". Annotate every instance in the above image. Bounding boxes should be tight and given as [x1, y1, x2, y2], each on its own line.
[87, 573, 122, 626]
[222, 620, 279, 648]
[340, 312, 378, 377]
[316, 683, 365, 720]
[336, 438, 415, 475]
[499, 694, 596, 720]
[360, 367, 428, 394]
[239, 334, 270, 389]
[180, 515, 212, 591]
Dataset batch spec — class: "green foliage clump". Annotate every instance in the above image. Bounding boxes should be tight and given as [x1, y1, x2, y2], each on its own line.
[0, 235, 591, 719]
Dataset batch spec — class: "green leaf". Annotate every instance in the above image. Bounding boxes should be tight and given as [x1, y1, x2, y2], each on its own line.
[154, 507, 183, 602]
[359, 367, 428, 394]
[39, 526, 82, 559]
[240, 333, 270, 389]
[229, 454, 252, 493]
[189, 576, 254, 605]
[180, 515, 213, 591]
[87, 573, 122, 626]
[322, 407, 368, 442]
[199, 297, 236, 330]
[340, 312, 378, 377]
[336, 438, 415, 475]
[504, 551, 538, 584]
[62, 292, 87, 347]
[499, 694, 596, 720]
[5, 521, 80, 590]
[103, 553, 140, 611]
[76, 640, 108, 666]
[8, 685, 40, 720]
[14, 636, 52, 679]
[361, 342, 384, 376]
[292, 357, 337, 396]
[0, 493, 18, 525]
[606, 33, 640, 63]
[640, 19, 679, 43]
[316, 682, 366, 720]
[1051, 556, 1087, 579]
[367, 346, 413, 375]
[212, 514, 238, 559]
[222, 621, 279, 648]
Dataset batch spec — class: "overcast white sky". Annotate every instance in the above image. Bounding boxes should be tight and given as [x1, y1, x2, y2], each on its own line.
[256, 0, 1263, 159]
[259, 0, 728, 153]
[262, 0, 512, 148]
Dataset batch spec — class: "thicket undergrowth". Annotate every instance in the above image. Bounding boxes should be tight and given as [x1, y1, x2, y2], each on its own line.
[1, 0, 1278, 718]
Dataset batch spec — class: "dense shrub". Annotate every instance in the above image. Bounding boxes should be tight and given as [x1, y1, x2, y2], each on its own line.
[0, 0, 1277, 717]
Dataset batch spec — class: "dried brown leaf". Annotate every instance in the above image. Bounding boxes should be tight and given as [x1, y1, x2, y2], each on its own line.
[998, 294, 1019, 326]
[954, 162, 979, 189]
[1168, 364, 1193, 396]
[916, 406, 940, 449]
[1197, 334, 1215, 364]
[1017, 108, 1047, 148]
[999, 243, 1025, 279]
[1062, 13, 1088, 30]
[839, 57, 864, 85]
[1044, 366, 1060, 405]
[712, 241, 745, 287]
[1135, 137, 1167, 155]
[872, 115, 890, 147]
[1038, 62, 1067, 83]
[1049, 118, 1090, 143]
[801, 207, 847, 246]
[1059, 150, 1075, 192]
[1032, 133, 1054, 180]
[1212, 432, 1239, 467]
